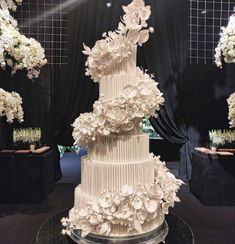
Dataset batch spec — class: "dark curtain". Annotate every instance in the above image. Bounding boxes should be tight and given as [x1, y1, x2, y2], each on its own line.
[137, 0, 192, 180]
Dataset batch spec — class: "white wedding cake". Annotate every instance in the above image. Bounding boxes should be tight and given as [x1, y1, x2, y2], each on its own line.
[62, 0, 183, 239]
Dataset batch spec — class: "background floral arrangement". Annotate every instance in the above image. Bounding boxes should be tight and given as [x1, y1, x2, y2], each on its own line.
[227, 92, 235, 128]
[209, 129, 235, 148]
[62, 154, 183, 237]
[0, 0, 22, 11]
[82, 0, 154, 81]
[13, 127, 41, 149]
[0, 88, 24, 123]
[214, 9, 235, 68]
[72, 68, 164, 147]
[0, 0, 47, 79]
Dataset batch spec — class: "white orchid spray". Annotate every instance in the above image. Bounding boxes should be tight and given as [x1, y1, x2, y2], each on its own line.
[0, 0, 47, 79]
[215, 9, 235, 68]
[0, 88, 24, 123]
[82, 0, 154, 81]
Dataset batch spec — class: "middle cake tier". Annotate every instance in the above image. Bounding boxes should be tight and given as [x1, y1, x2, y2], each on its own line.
[80, 154, 155, 198]
[89, 133, 149, 162]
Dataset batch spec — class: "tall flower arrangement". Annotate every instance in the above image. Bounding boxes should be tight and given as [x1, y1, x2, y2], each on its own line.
[0, 88, 24, 123]
[0, 0, 47, 79]
[215, 9, 235, 68]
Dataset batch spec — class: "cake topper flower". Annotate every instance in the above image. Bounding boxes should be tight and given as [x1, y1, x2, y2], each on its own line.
[82, 0, 154, 82]
[215, 9, 235, 68]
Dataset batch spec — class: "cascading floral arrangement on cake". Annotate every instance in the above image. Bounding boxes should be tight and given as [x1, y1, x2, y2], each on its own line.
[62, 0, 183, 239]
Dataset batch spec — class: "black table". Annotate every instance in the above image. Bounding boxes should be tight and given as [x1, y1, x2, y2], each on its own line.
[36, 209, 194, 244]
[0, 150, 55, 204]
[190, 150, 235, 206]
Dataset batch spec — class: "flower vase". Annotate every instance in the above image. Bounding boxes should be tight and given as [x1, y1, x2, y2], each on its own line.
[210, 146, 217, 152]
[30, 144, 35, 151]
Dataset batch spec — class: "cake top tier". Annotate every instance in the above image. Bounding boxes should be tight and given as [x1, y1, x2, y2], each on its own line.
[82, 0, 154, 82]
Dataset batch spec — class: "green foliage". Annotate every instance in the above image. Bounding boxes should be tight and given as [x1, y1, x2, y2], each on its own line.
[142, 118, 160, 139]
[58, 145, 80, 158]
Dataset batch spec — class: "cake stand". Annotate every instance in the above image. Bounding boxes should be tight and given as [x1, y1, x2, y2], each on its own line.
[36, 208, 194, 244]
[68, 220, 168, 244]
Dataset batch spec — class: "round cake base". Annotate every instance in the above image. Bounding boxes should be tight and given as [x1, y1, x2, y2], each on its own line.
[68, 221, 168, 244]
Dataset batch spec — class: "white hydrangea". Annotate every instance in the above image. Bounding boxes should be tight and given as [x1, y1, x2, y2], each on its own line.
[82, 0, 154, 81]
[72, 68, 164, 148]
[215, 10, 235, 68]
[61, 155, 183, 237]
[0, 0, 47, 79]
[0, 88, 24, 123]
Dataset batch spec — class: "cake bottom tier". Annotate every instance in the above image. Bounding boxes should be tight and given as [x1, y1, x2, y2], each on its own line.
[61, 155, 183, 238]
[68, 186, 165, 237]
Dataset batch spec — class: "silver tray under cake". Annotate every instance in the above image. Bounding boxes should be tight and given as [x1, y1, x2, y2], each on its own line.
[68, 221, 169, 244]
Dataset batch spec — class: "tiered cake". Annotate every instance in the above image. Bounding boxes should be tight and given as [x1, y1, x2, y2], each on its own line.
[62, 0, 183, 239]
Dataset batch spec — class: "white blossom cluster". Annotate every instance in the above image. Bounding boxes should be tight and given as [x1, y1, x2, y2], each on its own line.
[61, 154, 183, 237]
[0, 0, 22, 12]
[227, 92, 235, 128]
[82, 0, 154, 81]
[0, 88, 24, 123]
[0, 0, 47, 79]
[215, 10, 235, 68]
[72, 68, 164, 147]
